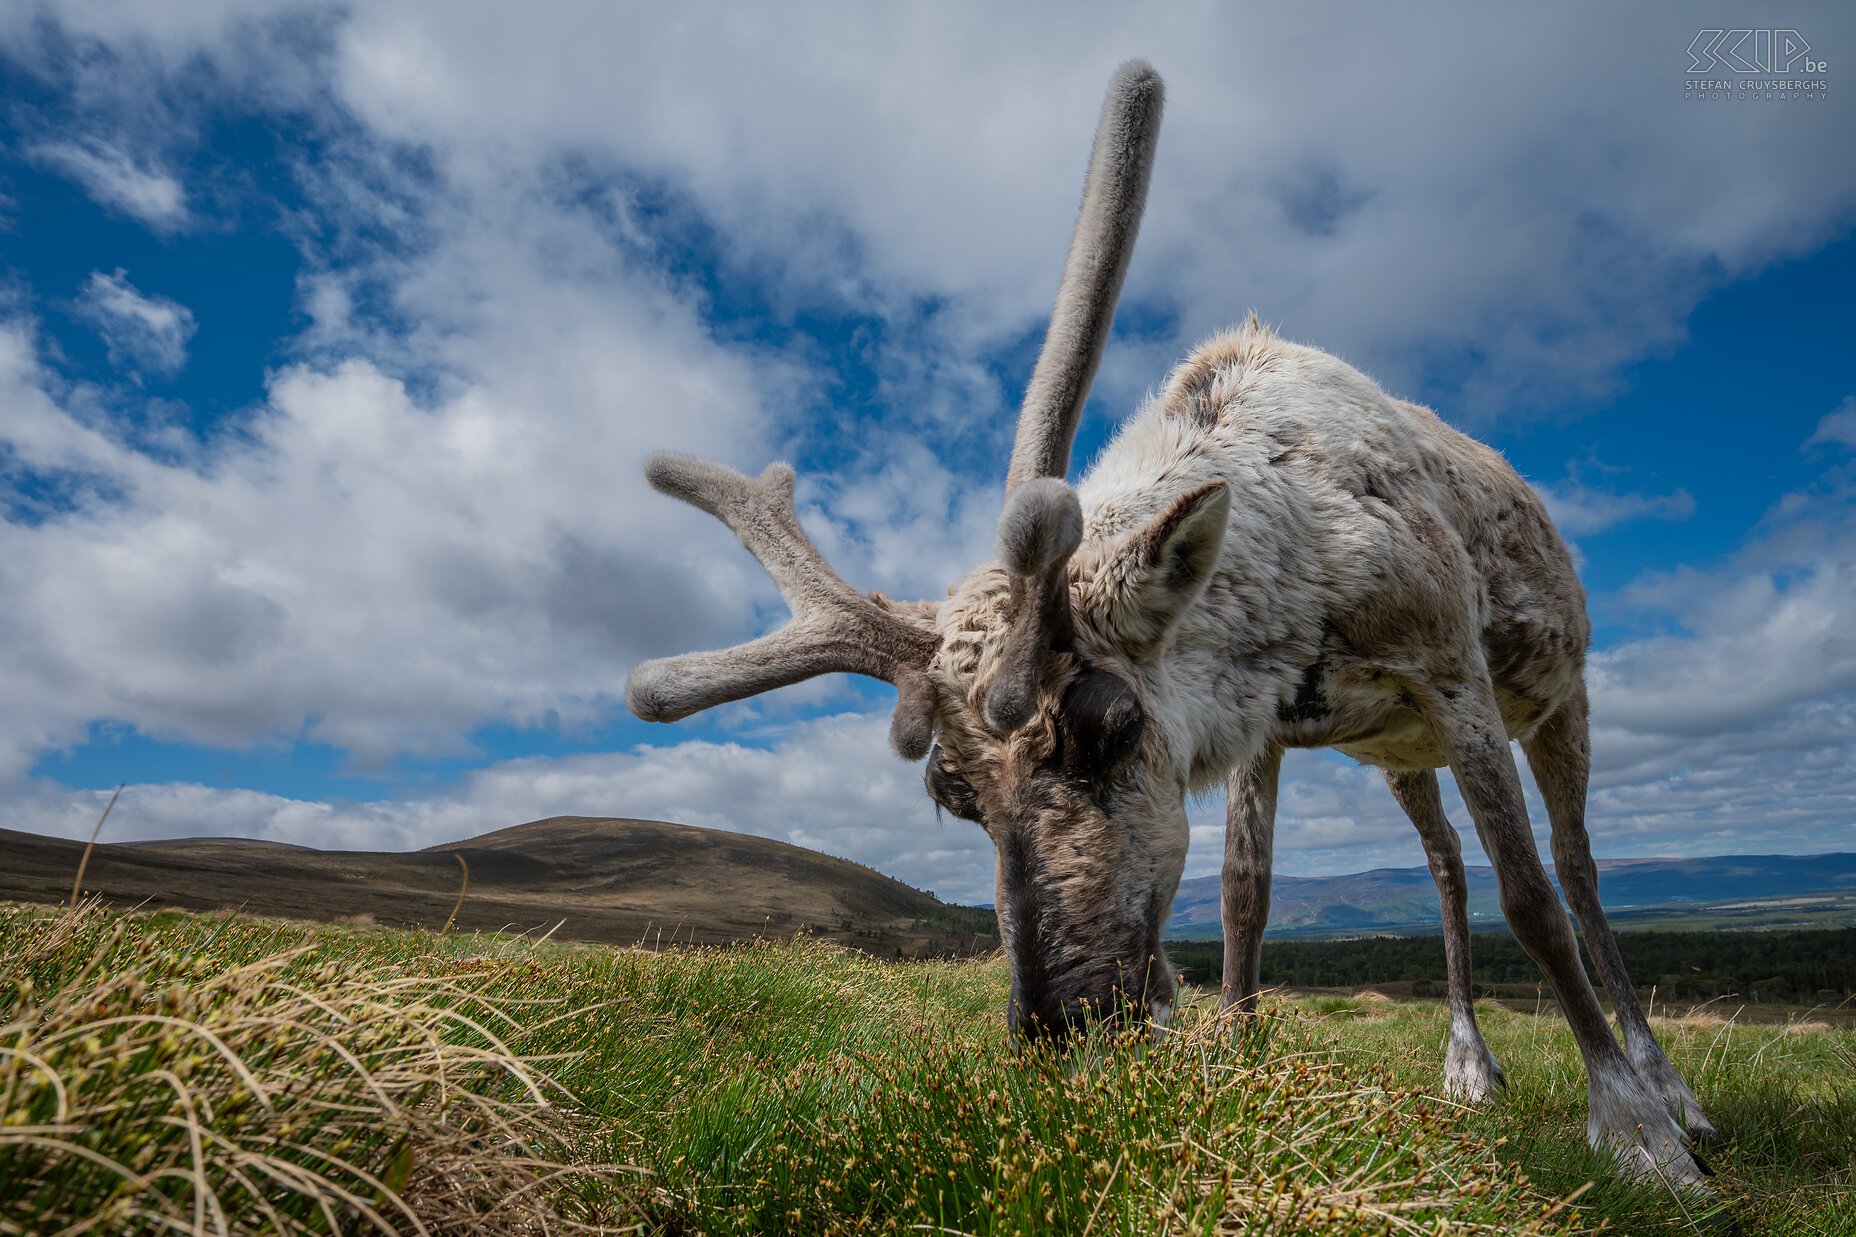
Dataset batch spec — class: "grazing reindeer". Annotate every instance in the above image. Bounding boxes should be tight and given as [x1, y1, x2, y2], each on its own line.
[626, 62, 1712, 1182]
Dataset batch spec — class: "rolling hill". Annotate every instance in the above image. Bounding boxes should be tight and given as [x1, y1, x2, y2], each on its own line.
[7, 814, 1852, 948]
[1164, 852, 1856, 939]
[0, 816, 998, 956]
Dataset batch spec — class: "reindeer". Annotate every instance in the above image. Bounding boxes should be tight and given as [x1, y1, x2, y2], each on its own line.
[626, 62, 1713, 1183]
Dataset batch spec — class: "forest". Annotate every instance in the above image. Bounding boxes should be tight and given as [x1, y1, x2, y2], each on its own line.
[1166, 927, 1856, 1004]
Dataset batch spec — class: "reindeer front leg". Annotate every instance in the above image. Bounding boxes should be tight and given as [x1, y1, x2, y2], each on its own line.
[1383, 767, 1505, 1102]
[1420, 669, 1705, 1186]
[1222, 745, 1282, 1013]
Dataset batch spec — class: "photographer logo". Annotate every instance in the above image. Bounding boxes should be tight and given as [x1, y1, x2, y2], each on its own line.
[1684, 30, 1829, 101]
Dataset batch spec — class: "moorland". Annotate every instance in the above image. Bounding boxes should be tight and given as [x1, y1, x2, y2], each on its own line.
[0, 816, 999, 956]
[4, 900, 1851, 1236]
[9, 816, 1854, 951]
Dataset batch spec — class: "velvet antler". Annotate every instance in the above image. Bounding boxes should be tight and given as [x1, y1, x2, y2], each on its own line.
[626, 64, 1164, 750]
[983, 60, 1164, 734]
[624, 454, 941, 759]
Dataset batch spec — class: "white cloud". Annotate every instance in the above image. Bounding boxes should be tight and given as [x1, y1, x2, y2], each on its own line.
[1599, 486, 1856, 745]
[1583, 697, 1856, 859]
[14, 534, 1856, 903]
[1184, 752, 1437, 882]
[0, 4, 1853, 901]
[1177, 480, 1856, 882]
[1537, 479, 1695, 537]
[27, 141, 187, 229]
[6, 5, 1853, 421]
[73, 270, 197, 377]
[1806, 396, 1856, 449]
[0, 209, 789, 779]
[316, 4, 1854, 418]
[1567, 482, 1856, 859]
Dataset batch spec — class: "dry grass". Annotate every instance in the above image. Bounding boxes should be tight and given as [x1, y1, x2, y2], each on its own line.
[0, 901, 638, 1235]
[25, 901, 1843, 1235]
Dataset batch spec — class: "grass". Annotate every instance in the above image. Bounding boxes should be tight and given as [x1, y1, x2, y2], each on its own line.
[0, 902, 633, 1234]
[1280, 990, 1856, 1235]
[4, 902, 1851, 1234]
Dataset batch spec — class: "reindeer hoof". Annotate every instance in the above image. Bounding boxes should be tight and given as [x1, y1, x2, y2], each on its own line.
[1442, 1038, 1506, 1104]
[1630, 1048, 1719, 1147]
[1589, 1070, 1713, 1194]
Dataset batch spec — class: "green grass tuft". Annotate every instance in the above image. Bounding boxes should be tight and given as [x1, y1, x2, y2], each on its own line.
[6, 902, 1851, 1234]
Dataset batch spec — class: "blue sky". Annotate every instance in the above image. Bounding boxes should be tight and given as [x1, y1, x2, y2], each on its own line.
[1, 4, 1851, 904]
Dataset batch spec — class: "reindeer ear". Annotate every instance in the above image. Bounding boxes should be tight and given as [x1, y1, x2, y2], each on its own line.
[1087, 481, 1230, 653]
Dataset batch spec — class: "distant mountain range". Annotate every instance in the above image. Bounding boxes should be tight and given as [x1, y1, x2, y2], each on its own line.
[1165, 853, 1856, 939]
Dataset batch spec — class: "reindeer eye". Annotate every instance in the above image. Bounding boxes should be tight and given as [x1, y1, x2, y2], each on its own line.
[1060, 667, 1146, 776]
[924, 744, 985, 824]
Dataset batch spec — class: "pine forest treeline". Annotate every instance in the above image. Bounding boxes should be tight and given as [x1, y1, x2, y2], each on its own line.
[1167, 927, 1856, 1004]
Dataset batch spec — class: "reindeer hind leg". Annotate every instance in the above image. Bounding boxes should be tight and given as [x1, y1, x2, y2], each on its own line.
[1383, 766, 1504, 1102]
[1423, 668, 1703, 1186]
[1523, 681, 1718, 1144]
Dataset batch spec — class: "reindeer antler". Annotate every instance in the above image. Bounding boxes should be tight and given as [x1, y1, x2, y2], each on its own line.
[626, 65, 1162, 751]
[624, 453, 941, 759]
[985, 60, 1164, 734]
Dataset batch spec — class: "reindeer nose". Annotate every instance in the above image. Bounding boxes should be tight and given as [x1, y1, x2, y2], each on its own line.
[1009, 990, 1073, 1044]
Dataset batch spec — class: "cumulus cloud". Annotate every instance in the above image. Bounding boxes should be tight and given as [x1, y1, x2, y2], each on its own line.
[0, 220, 788, 779]
[1183, 752, 1441, 881]
[5, 4, 1852, 422]
[14, 499, 1856, 905]
[1566, 479, 1856, 859]
[27, 140, 187, 229]
[1600, 482, 1856, 736]
[1, 3, 1853, 899]
[309, 2, 1852, 416]
[1180, 477, 1856, 882]
[1583, 697, 1856, 858]
[5, 716, 1470, 904]
[6, 729, 1536, 903]
[73, 270, 197, 378]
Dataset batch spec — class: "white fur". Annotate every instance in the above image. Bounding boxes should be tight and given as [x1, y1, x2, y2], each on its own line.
[1053, 324, 1707, 1184]
[1074, 329, 1480, 784]
[1441, 1010, 1505, 1104]
[1586, 1057, 1710, 1189]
